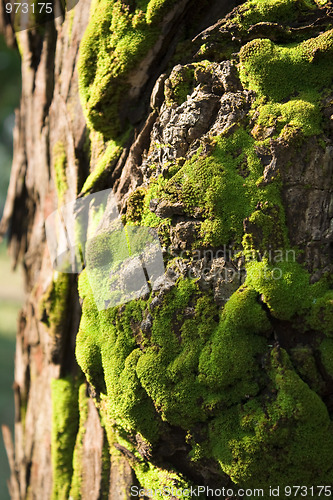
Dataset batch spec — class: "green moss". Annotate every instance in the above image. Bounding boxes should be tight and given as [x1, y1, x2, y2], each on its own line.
[319, 338, 333, 377]
[81, 139, 123, 193]
[126, 188, 147, 223]
[39, 273, 71, 338]
[305, 290, 333, 336]
[140, 127, 285, 248]
[289, 346, 325, 393]
[78, 0, 179, 138]
[165, 65, 195, 106]
[51, 377, 79, 500]
[240, 31, 333, 101]
[209, 348, 333, 491]
[239, 30, 333, 139]
[74, 0, 333, 490]
[77, 272, 269, 432]
[76, 258, 333, 487]
[254, 94, 322, 139]
[245, 259, 329, 321]
[100, 434, 111, 500]
[133, 461, 197, 500]
[234, 0, 319, 31]
[69, 383, 89, 499]
[76, 270, 161, 440]
[198, 287, 269, 404]
[53, 142, 68, 204]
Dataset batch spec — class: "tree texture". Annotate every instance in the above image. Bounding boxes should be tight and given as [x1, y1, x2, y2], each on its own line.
[1, 0, 333, 499]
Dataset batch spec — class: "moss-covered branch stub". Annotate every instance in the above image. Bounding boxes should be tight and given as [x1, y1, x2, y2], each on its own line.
[78, 0, 186, 140]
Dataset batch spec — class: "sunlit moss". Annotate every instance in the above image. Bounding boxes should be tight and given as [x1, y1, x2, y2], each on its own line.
[69, 383, 89, 499]
[78, 0, 180, 138]
[53, 142, 68, 204]
[51, 377, 79, 500]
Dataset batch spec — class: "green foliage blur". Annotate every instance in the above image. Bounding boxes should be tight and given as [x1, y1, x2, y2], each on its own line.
[0, 34, 21, 499]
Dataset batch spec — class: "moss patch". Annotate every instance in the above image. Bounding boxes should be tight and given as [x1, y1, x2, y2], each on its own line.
[319, 338, 333, 377]
[138, 127, 286, 248]
[209, 348, 333, 491]
[239, 30, 333, 139]
[53, 142, 68, 204]
[81, 139, 123, 194]
[69, 383, 89, 499]
[233, 0, 319, 32]
[78, 0, 180, 139]
[73, 0, 333, 491]
[39, 273, 71, 338]
[51, 377, 79, 500]
[245, 259, 330, 321]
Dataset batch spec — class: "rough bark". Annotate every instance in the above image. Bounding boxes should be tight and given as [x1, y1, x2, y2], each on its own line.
[1, 0, 333, 499]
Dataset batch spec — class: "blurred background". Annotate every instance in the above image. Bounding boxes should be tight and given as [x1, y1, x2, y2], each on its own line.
[0, 34, 23, 499]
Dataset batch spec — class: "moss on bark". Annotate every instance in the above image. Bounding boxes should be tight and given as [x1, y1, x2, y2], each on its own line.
[49, 0, 333, 494]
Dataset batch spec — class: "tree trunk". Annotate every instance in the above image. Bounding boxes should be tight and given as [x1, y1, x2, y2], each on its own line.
[2, 0, 333, 498]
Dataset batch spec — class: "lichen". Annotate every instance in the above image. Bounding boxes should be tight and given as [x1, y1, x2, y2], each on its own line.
[51, 377, 79, 500]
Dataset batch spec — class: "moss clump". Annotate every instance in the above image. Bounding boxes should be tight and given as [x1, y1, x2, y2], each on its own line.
[139, 127, 285, 248]
[80, 139, 123, 193]
[77, 271, 270, 432]
[51, 377, 79, 500]
[39, 273, 71, 338]
[239, 30, 333, 139]
[164, 64, 196, 106]
[198, 287, 269, 404]
[254, 95, 322, 139]
[305, 290, 333, 336]
[240, 31, 333, 101]
[76, 255, 333, 488]
[319, 338, 333, 377]
[78, 0, 180, 138]
[233, 0, 319, 31]
[53, 142, 68, 204]
[126, 187, 147, 223]
[76, 270, 161, 441]
[133, 461, 196, 500]
[69, 383, 89, 499]
[245, 259, 329, 321]
[209, 348, 333, 492]
[289, 346, 325, 393]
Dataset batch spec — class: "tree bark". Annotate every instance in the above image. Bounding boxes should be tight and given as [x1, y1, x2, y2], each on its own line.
[1, 0, 333, 498]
